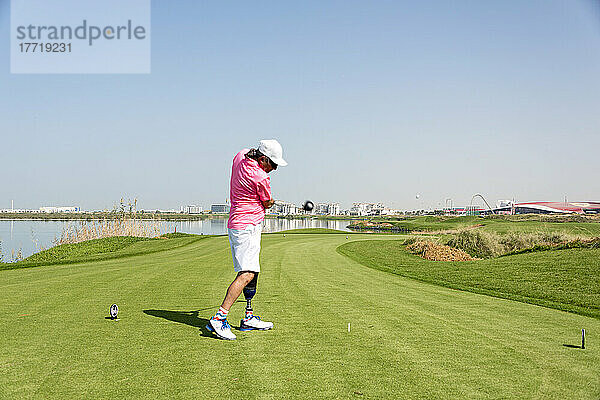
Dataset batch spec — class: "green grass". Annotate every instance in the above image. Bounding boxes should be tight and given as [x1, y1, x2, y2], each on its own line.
[478, 219, 600, 236]
[0, 233, 207, 271]
[380, 216, 482, 231]
[354, 215, 600, 236]
[275, 228, 348, 234]
[338, 240, 600, 319]
[0, 231, 598, 399]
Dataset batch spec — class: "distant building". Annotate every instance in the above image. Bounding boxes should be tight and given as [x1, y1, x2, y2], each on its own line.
[211, 204, 230, 213]
[371, 203, 385, 215]
[328, 203, 340, 216]
[315, 202, 341, 216]
[497, 200, 514, 208]
[349, 203, 385, 216]
[39, 206, 80, 213]
[271, 200, 299, 215]
[381, 208, 402, 216]
[315, 203, 329, 215]
[181, 205, 203, 214]
[486, 201, 600, 215]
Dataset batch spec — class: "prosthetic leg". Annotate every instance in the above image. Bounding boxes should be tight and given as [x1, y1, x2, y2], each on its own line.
[239, 272, 273, 331]
[243, 272, 258, 318]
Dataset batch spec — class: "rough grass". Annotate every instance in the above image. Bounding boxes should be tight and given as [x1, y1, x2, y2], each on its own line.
[53, 217, 169, 246]
[504, 237, 600, 256]
[0, 232, 599, 399]
[406, 240, 475, 261]
[446, 230, 505, 258]
[338, 239, 600, 319]
[446, 229, 599, 258]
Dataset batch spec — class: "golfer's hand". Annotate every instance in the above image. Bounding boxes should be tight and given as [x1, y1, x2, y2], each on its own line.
[262, 199, 275, 209]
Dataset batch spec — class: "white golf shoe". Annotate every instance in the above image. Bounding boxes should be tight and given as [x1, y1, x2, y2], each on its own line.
[239, 315, 274, 331]
[206, 317, 236, 340]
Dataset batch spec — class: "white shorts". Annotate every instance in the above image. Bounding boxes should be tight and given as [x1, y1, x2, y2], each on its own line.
[228, 223, 262, 273]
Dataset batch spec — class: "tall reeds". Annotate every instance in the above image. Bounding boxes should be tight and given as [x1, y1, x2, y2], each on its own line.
[446, 229, 592, 258]
[10, 248, 23, 262]
[0, 240, 24, 263]
[406, 240, 476, 261]
[53, 198, 170, 246]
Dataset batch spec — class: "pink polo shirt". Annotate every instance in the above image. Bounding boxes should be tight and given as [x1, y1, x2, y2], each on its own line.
[228, 149, 272, 230]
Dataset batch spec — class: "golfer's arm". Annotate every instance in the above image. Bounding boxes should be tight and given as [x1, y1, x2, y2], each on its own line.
[262, 199, 275, 209]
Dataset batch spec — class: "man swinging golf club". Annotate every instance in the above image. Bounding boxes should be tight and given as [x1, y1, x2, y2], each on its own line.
[207, 139, 287, 340]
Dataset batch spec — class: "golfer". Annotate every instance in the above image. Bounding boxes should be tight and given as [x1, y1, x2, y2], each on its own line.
[207, 139, 287, 340]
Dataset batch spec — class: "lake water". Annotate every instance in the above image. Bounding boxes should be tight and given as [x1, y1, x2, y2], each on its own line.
[0, 218, 354, 261]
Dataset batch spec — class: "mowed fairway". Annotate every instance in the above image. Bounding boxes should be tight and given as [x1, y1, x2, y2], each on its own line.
[1, 232, 599, 399]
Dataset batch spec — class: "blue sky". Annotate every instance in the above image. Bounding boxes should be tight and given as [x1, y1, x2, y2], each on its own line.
[1, 0, 599, 210]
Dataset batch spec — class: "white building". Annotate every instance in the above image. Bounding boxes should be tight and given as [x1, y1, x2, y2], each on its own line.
[315, 203, 329, 215]
[349, 203, 385, 216]
[270, 200, 300, 215]
[181, 205, 203, 214]
[40, 206, 80, 213]
[315, 202, 341, 216]
[328, 203, 340, 215]
[381, 208, 402, 216]
[211, 204, 230, 213]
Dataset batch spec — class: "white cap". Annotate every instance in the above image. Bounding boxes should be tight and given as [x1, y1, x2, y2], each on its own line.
[258, 139, 288, 167]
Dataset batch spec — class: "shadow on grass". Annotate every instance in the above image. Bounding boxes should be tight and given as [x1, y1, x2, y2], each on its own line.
[143, 309, 215, 338]
[562, 344, 584, 349]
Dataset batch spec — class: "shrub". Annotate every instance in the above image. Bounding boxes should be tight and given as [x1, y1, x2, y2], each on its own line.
[403, 237, 418, 246]
[446, 230, 502, 258]
[445, 229, 597, 258]
[406, 240, 476, 261]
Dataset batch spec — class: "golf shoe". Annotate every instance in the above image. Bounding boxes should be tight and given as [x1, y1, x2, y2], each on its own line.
[239, 315, 274, 331]
[207, 317, 236, 340]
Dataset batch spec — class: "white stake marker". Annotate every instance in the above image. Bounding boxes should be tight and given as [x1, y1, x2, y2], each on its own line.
[348, 323, 351, 333]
